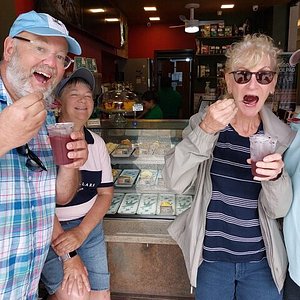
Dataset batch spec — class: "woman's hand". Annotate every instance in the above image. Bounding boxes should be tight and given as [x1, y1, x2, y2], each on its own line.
[200, 98, 238, 134]
[62, 255, 90, 296]
[247, 153, 284, 181]
[52, 227, 86, 256]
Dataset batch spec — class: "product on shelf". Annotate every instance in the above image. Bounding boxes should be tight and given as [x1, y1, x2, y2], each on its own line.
[210, 24, 218, 37]
[157, 194, 176, 215]
[136, 169, 158, 187]
[107, 193, 124, 214]
[111, 146, 133, 157]
[106, 142, 118, 154]
[117, 175, 132, 185]
[225, 26, 233, 37]
[200, 24, 211, 37]
[137, 194, 158, 215]
[114, 169, 140, 187]
[217, 22, 225, 37]
[117, 193, 141, 214]
[101, 83, 138, 113]
[159, 201, 174, 215]
[120, 139, 132, 146]
[175, 195, 193, 215]
[112, 169, 122, 182]
[133, 147, 152, 157]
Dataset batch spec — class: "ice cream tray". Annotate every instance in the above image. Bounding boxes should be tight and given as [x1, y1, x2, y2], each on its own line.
[114, 169, 140, 187]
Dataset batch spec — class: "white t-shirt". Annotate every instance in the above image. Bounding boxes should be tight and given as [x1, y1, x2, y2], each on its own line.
[56, 128, 113, 221]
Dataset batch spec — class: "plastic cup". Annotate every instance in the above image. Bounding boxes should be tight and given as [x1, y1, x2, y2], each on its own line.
[47, 122, 74, 165]
[249, 134, 277, 177]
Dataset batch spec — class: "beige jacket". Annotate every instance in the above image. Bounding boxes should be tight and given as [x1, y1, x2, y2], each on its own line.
[163, 106, 296, 292]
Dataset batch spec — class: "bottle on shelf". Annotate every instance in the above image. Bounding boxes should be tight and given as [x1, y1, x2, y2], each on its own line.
[205, 82, 210, 95]
[205, 65, 210, 77]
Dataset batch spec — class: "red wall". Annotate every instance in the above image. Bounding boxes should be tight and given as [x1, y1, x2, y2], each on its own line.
[128, 24, 196, 58]
[14, 2, 197, 79]
[14, 0, 34, 14]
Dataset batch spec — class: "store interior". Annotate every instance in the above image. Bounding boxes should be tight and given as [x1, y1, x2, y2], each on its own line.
[1, 1, 300, 299]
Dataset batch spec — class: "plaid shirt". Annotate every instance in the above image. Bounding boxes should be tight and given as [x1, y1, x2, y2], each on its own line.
[0, 79, 57, 299]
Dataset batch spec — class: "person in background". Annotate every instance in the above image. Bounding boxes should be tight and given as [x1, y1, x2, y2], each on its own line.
[163, 34, 295, 300]
[41, 68, 113, 300]
[158, 76, 182, 119]
[138, 90, 163, 119]
[0, 11, 88, 299]
[282, 50, 300, 300]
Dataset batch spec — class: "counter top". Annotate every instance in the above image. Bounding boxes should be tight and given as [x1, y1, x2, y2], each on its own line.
[88, 118, 189, 130]
[103, 217, 176, 245]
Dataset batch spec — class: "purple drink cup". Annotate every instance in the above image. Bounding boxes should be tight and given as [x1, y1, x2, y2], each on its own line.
[249, 134, 277, 177]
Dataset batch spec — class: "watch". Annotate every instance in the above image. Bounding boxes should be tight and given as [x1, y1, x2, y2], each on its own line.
[59, 250, 77, 262]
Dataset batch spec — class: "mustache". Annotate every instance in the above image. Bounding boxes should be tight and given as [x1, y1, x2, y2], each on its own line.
[6, 52, 57, 105]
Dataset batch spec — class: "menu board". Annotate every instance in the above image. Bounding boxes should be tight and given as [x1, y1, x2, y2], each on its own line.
[273, 53, 298, 111]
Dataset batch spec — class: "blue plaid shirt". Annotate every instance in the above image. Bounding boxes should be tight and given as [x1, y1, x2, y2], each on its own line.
[0, 78, 57, 299]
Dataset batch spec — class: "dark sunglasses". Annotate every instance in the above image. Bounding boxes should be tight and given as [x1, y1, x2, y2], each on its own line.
[230, 70, 276, 85]
[16, 144, 47, 172]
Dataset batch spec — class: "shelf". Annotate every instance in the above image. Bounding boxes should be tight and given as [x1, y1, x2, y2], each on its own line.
[196, 36, 242, 39]
[111, 156, 165, 165]
[196, 53, 226, 56]
[196, 76, 223, 80]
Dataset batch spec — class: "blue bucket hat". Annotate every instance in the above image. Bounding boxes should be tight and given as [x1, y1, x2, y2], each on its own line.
[55, 67, 95, 96]
[9, 10, 81, 55]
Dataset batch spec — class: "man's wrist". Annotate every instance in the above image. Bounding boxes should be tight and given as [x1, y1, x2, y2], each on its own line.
[59, 250, 77, 262]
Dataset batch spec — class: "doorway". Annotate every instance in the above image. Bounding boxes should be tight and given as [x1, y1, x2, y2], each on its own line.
[154, 49, 194, 119]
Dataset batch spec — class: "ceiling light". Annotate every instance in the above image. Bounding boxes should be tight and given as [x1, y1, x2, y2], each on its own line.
[149, 17, 160, 21]
[89, 8, 105, 13]
[105, 18, 119, 22]
[185, 20, 199, 33]
[185, 26, 199, 33]
[221, 4, 235, 9]
[144, 7, 157, 11]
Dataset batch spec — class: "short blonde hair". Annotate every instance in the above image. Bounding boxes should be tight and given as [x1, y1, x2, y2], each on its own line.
[225, 33, 282, 73]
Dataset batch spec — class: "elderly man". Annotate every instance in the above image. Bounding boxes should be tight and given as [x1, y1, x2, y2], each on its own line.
[0, 10, 88, 299]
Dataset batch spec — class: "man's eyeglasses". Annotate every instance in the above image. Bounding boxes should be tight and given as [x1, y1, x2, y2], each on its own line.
[230, 70, 276, 85]
[13, 36, 73, 69]
[16, 144, 47, 172]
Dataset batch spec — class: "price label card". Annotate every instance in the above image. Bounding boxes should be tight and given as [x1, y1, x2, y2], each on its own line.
[86, 118, 101, 127]
[133, 103, 143, 112]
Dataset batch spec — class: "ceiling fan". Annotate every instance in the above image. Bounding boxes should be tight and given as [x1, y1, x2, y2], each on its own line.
[169, 3, 201, 33]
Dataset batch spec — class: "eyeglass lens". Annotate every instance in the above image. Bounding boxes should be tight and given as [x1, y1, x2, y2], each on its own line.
[16, 144, 47, 172]
[231, 71, 275, 85]
[13, 36, 73, 69]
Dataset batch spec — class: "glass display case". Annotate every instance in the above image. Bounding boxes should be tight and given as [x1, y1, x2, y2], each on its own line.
[88, 119, 194, 298]
[99, 83, 138, 124]
[88, 119, 194, 220]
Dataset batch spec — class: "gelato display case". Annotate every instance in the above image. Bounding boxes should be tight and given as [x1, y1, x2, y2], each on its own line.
[88, 119, 194, 298]
[89, 119, 194, 220]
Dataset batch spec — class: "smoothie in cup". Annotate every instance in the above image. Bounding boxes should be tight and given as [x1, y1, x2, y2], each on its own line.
[47, 122, 74, 165]
[249, 134, 277, 177]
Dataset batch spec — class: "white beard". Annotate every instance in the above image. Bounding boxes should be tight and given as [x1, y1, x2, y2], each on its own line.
[6, 50, 56, 108]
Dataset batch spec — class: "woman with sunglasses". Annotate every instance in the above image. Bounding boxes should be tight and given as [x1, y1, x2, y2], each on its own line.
[41, 68, 113, 300]
[163, 33, 295, 300]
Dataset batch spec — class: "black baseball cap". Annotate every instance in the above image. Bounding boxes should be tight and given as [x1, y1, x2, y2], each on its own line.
[55, 67, 95, 96]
